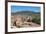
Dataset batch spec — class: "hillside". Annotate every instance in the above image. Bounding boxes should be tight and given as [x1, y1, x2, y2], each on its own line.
[11, 11, 40, 16]
[11, 11, 40, 25]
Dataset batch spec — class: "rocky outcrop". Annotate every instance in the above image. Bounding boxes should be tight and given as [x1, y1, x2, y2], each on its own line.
[11, 15, 32, 28]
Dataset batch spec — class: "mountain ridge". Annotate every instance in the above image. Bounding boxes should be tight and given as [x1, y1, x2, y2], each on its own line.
[11, 11, 40, 16]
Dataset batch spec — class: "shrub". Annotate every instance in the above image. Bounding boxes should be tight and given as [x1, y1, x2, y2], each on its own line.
[32, 16, 40, 25]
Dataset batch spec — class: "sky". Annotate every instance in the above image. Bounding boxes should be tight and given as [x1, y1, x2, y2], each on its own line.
[11, 6, 40, 13]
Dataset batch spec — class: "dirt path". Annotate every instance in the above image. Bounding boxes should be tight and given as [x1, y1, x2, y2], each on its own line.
[22, 22, 40, 27]
[29, 22, 40, 27]
[12, 22, 40, 28]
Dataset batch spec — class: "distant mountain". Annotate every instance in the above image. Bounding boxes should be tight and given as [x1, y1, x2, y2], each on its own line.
[11, 11, 40, 16]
